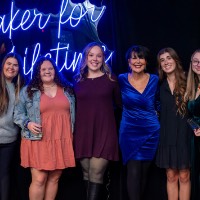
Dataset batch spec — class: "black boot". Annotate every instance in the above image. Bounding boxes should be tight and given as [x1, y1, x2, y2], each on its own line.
[87, 181, 102, 200]
[83, 180, 89, 200]
[84, 180, 89, 190]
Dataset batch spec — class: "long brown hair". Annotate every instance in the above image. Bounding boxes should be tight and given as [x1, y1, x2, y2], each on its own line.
[27, 56, 73, 98]
[75, 42, 113, 82]
[157, 47, 187, 116]
[0, 52, 25, 115]
[184, 49, 200, 101]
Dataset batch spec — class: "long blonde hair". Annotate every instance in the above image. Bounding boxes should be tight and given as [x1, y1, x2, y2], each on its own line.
[75, 42, 113, 82]
[157, 47, 187, 116]
[184, 49, 200, 101]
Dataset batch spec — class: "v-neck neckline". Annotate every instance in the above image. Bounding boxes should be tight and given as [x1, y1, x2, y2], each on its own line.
[44, 86, 58, 99]
[127, 73, 150, 95]
[165, 79, 174, 95]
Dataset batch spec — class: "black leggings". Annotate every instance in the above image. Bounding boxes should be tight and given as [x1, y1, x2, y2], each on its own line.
[0, 141, 16, 200]
[127, 160, 151, 200]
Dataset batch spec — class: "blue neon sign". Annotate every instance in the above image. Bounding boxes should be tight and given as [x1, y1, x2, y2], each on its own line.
[0, 0, 113, 78]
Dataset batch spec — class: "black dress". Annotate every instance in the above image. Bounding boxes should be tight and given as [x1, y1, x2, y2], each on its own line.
[156, 80, 191, 169]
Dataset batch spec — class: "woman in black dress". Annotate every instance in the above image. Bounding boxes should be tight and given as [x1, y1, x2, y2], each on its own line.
[156, 48, 191, 200]
[73, 42, 121, 200]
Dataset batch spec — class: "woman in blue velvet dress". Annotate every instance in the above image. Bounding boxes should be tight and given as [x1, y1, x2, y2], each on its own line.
[118, 45, 160, 200]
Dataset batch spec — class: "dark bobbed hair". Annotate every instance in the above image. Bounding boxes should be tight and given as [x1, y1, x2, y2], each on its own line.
[27, 56, 72, 98]
[0, 52, 26, 115]
[125, 45, 150, 61]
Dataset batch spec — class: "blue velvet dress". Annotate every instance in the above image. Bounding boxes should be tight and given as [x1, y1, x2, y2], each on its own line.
[118, 73, 160, 164]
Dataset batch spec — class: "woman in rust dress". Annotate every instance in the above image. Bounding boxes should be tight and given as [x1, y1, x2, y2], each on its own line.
[14, 57, 75, 200]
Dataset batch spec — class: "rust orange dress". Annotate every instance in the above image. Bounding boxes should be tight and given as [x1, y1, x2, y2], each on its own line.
[20, 87, 75, 170]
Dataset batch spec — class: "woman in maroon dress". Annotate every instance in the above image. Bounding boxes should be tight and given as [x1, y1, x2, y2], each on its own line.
[73, 42, 121, 200]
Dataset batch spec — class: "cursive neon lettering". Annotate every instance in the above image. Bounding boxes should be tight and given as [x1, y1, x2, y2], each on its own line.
[0, 0, 112, 77]
[34, 10, 51, 29]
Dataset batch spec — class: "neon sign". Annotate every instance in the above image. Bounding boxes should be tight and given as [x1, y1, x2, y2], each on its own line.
[0, 0, 113, 78]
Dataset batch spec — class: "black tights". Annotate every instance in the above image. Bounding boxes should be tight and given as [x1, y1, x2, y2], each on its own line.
[127, 160, 151, 200]
[0, 141, 16, 200]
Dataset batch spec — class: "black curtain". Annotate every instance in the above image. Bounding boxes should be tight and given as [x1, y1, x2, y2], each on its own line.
[110, 0, 200, 73]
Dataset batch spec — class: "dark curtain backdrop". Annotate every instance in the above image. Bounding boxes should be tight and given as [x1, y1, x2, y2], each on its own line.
[110, 0, 200, 74]
[1, 0, 200, 199]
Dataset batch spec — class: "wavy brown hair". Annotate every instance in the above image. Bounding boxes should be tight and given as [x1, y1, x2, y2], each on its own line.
[75, 42, 113, 82]
[157, 47, 187, 116]
[27, 56, 73, 98]
[0, 53, 25, 115]
[184, 49, 200, 101]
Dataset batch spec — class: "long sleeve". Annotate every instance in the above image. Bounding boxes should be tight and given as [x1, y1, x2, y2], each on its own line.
[13, 86, 29, 129]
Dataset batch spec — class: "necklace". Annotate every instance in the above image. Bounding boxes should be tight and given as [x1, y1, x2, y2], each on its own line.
[43, 83, 56, 88]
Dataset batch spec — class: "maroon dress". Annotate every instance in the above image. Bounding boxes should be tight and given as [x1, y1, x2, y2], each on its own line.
[73, 74, 121, 161]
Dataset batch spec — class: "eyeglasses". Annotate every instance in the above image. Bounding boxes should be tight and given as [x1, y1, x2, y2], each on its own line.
[191, 59, 200, 66]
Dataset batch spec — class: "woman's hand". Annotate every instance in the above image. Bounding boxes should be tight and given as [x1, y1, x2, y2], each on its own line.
[194, 128, 200, 136]
[27, 122, 42, 135]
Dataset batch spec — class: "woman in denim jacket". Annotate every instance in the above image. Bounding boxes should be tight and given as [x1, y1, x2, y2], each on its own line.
[14, 56, 75, 200]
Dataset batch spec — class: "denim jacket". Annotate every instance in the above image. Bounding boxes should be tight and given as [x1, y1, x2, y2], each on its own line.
[14, 86, 75, 140]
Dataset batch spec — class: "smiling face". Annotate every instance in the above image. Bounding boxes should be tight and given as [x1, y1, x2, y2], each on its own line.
[128, 52, 147, 73]
[159, 52, 176, 75]
[3, 57, 19, 82]
[191, 52, 200, 76]
[40, 60, 55, 84]
[86, 46, 103, 73]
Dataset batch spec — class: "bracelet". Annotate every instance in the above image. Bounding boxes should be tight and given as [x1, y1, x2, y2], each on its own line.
[24, 120, 30, 129]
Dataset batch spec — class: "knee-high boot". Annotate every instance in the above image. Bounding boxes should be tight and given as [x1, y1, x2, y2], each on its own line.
[87, 182, 102, 200]
[83, 180, 89, 200]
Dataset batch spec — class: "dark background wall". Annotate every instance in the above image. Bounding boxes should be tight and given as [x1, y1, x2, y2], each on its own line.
[1, 0, 200, 199]
[110, 0, 200, 74]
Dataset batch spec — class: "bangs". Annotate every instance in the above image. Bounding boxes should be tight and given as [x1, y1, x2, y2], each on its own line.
[132, 51, 146, 59]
